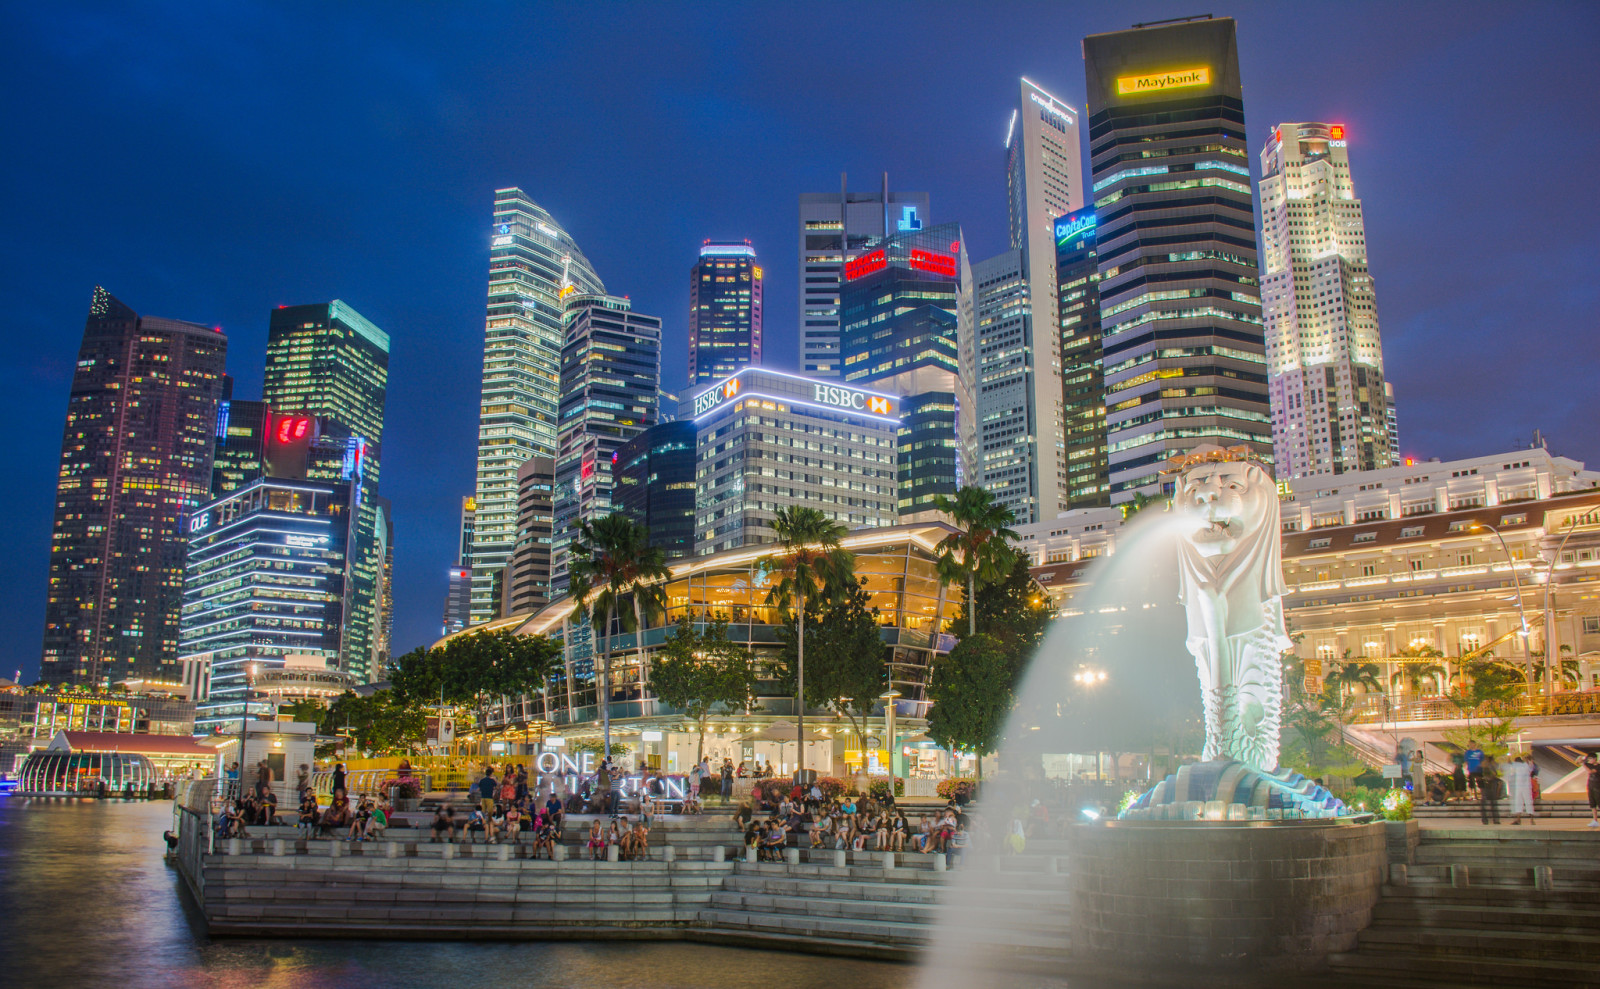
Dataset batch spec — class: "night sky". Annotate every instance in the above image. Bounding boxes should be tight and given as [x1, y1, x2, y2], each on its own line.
[3, 2, 1596, 684]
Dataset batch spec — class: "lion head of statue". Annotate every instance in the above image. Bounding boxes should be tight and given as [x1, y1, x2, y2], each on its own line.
[1176, 459, 1278, 561]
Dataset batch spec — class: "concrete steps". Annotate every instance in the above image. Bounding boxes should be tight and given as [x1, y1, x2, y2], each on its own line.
[1327, 832, 1600, 989]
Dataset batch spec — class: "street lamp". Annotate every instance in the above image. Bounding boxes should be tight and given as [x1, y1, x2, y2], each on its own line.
[1539, 516, 1583, 714]
[1469, 522, 1534, 707]
[880, 689, 901, 779]
[1073, 667, 1109, 778]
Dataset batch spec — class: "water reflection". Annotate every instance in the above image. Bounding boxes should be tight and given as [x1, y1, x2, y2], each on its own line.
[0, 799, 913, 989]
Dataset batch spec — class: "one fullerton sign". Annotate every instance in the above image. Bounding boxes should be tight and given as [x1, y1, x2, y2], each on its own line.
[1116, 66, 1211, 96]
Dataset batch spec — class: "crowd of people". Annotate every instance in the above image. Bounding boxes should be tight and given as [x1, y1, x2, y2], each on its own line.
[734, 781, 977, 865]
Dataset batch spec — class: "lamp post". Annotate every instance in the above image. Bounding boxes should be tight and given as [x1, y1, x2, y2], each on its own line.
[881, 689, 901, 779]
[1074, 667, 1109, 779]
[1539, 517, 1581, 715]
[1470, 522, 1534, 707]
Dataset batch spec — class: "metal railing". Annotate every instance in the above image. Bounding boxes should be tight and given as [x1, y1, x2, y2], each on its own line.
[1346, 688, 1600, 725]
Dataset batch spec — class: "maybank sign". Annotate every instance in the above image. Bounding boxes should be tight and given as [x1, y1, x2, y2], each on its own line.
[1115, 67, 1211, 96]
[814, 384, 894, 416]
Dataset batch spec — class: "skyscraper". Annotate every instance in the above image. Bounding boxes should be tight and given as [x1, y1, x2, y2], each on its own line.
[838, 222, 974, 518]
[972, 249, 1034, 519]
[264, 302, 389, 476]
[798, 175, 930, 378]
[263, 300, 389, 681]
[1083, 16, 1270, 500]
[39, 288, 228, 686]
[614, 420, 697, 561]
[1259, 122, 1394, 478]
[983, 77, 1083, 523]
[471, 189, 605, 623]
[442, 496, 475, 635]
[688, 242, 763, 385]
[550, 293, 661, 593]
[506, 457, 556, 616]
[688, 369, 899, 554]
[181, 475, 358, 731]
[1055, 208, 1109, 508]
[211, 393, 271, 498]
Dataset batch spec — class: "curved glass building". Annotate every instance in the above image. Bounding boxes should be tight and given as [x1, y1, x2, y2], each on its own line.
[453, 522, 964, 775]
[17, 751, 157, 795]
[471, 189, 606, 623]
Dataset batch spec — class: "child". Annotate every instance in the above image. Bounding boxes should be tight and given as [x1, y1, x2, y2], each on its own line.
[947, 825, 969, 867]
[365, 801, 389, 840]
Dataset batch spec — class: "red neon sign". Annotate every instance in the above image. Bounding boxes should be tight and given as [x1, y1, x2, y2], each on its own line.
[908, 249, 956, 278]
[1329, 125, 1345, 140]
[274, 416, 311, 444]
[844, 250, 886, 280]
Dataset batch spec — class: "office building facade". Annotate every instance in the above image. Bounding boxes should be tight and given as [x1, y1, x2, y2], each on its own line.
[972, 250, 1036, 519]
[688, 242, 763, 385]
[798, 175, 930, 378]
[838, 222, 973, 517]
[687, 368, 900, 554]
[1055, 208, 1109, 508]
[551, 294, 661, 593]
[993, 77, 1084, 522]
[180, 477, 358, 731]
[615, 420, 698, 561]
[471, 188, 606, 622]
[40, 288, 228, 686]
[1083, 17, 1270, 501]
[263, 300, 389, 681]
[506, 457, 556, 617]
[1260, 121, 1394, 479]
[442, 496, 476, 635]
[211, 395, 271, 498]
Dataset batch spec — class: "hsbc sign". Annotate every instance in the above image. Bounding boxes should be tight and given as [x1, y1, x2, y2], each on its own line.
[693, 378, 742, 416]
[814, 384, 893, 416]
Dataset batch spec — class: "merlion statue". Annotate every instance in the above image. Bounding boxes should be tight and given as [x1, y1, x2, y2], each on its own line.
[1174, 448, 1293, 771]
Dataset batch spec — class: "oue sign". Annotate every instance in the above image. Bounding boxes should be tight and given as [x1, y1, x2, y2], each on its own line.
[814, 384, 893, 416]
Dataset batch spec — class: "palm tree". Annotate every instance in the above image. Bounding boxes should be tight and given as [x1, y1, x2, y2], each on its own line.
[1327, 657, 1384, 700]
[1391, 644, 1448, 699]
[932, 486, 1020, 638]
[757, 506, 854, 781]
[569, 513, 670, 761]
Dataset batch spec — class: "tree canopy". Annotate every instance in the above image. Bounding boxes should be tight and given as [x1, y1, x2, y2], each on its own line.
[774, 577, 886, 741]
[932, 486, 1018, 638]
[649, 613, 757, 762]
[926, 633, 1011, 777]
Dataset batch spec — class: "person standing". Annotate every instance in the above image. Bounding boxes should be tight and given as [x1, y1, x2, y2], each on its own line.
[1585, 753, 1600, 828]
[476, 766, 498, 819]
[1463, 741, 1485, 798]
[1506, 756, 1535, 825]
[1409, 749, 1426, 802]
[1478, 752, 1502, 825]
[332, 762, 346, 796]
[295, 763, 311, 797]
[721, 759, 733, 801]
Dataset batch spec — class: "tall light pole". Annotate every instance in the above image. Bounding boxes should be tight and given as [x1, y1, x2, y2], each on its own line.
[1470, 522, 1533, 707]
[1074, 667, 1109, 779]
[1540, 516, 1582, 714]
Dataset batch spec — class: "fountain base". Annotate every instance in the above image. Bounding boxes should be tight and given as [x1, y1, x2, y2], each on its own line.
[1120, 758, 1346, 821]
[1068, 816, 1386, 985]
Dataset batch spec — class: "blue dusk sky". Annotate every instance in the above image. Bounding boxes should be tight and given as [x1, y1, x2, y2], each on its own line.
[1, 1, 1596, 682]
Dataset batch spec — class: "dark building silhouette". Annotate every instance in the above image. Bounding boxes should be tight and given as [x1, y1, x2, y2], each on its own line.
[615, 420, 697, 560]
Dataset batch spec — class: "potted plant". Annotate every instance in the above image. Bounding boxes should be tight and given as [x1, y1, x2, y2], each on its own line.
[383, 775, 422, 811]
